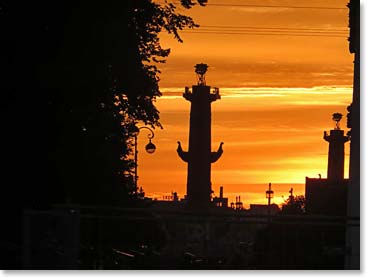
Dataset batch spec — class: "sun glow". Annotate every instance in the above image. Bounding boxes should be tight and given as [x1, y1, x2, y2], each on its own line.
[138, 85, 351, 205]
[139, 0, 353, 207]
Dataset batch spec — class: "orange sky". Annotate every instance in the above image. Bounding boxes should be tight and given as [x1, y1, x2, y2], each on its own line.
[137, 0, 354, 207]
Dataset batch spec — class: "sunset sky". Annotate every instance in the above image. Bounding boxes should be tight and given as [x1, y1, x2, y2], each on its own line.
[137, 0, 354, 207]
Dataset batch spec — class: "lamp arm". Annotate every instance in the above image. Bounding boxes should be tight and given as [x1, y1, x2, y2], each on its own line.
[138, 126, 155, 139]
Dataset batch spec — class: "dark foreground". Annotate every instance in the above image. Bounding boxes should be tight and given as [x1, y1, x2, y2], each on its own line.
[1, 205, 351, 270]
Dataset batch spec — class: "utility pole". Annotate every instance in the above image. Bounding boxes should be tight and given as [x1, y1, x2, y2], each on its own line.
[266, 183, 274, 219]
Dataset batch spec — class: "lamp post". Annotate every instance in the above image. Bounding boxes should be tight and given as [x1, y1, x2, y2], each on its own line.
[266, 182, 274, 218]
[132, 126, 156, 192]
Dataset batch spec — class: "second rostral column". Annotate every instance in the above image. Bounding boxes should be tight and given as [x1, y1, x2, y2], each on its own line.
[177, 63, 224, 209]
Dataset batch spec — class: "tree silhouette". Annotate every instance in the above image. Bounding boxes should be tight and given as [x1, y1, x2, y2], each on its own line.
[0, 0, 207, 268]
[1, 0, 207, 206]
[47, 0, 206, 205]
[281, 195, 306, 215]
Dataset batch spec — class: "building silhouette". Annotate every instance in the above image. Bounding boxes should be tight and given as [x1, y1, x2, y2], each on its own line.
[212, 186, 228, 208]
[177, 64, 224, 209]
[345, 0, 360, 269]
[248, 204, 280, 216]
[305, 115, 349, 215]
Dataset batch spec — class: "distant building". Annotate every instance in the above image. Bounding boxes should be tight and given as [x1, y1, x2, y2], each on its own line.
[234, 196, 243, 211]
[248, 204, 280, 216]
[344, 0, 360, 270]
[212, 186, 228, 208]
[247, 183, 279, 215]
[305, 178, 347, 216]
[305, 116, 349, 216]
[150, 199, 184, 210]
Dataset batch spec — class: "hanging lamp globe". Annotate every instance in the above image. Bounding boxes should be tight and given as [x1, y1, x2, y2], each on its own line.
[145, 141, 156, 154]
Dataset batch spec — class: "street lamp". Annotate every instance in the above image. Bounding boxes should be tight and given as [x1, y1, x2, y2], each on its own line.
[133, 126, 156, 190]
[266, 182, 274, 219]
[266, 182, 274, 205]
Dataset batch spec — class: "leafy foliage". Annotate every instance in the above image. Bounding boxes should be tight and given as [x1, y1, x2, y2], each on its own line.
[281, 195, 306, 215]
[112, 0, 206, 199]
[0, 0, 206, 209]
[43, 0, 206, 205]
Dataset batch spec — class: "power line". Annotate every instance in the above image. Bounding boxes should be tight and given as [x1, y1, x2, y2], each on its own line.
[154, 1, 349, 38]
[200, 25, 348, 32]
[154, 1, 347, 10]
[181, 31, 346, 38]
[182, 31, 346, 38]
[197, 28, 347, 35]
[207, 3, 347, 10]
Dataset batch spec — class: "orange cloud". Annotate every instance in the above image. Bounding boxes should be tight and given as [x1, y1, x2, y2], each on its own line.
[141, 0, 353, 206]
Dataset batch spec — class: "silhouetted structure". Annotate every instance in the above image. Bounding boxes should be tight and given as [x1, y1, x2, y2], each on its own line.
[248, 204, 280, 216]
[324, 114, 349, 183]
[305, 115, 349, 216]
[177, 64, 224, 210]
[133, 126, 156, 191]
[234, 196, 244, 211]
[345, 0, 360, 269]
[265, 183, 274, 216]
[289, 188, 294, 201]
[212, 186, 228, 208]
